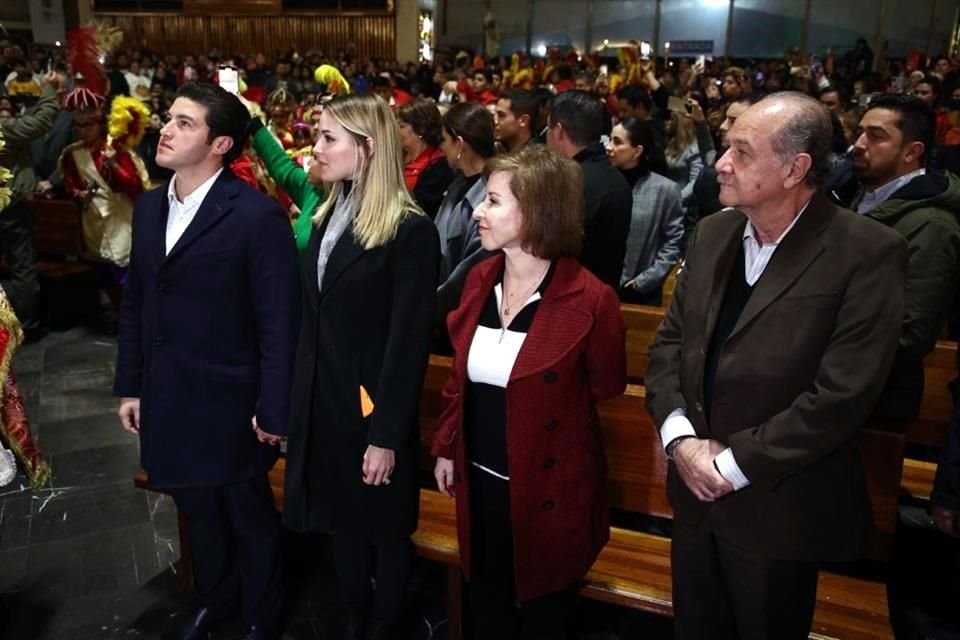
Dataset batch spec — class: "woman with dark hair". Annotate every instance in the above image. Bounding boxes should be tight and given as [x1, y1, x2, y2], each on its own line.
[432, 144, 626, 639]
[397, 97, 454, 219]
[915, 74, 952, 145]
[606, 117, 684, 306]
[435, 101, 498, 320]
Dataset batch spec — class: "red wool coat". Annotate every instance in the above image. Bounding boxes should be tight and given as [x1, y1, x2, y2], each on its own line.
[431, 255, 627, 601]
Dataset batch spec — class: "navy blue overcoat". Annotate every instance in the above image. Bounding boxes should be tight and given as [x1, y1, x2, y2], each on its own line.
[114, 170, 301, 488]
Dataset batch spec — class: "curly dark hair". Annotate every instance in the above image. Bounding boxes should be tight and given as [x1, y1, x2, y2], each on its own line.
[396, 97, 443, 147]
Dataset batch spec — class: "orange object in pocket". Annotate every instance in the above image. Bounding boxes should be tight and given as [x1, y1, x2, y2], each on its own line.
[360, 385, 375, 418]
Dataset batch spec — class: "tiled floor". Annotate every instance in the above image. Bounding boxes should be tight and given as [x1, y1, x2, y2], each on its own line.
[0, 328, 674, 640]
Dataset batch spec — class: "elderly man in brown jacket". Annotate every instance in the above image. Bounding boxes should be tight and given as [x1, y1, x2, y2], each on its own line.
[646, 92, 907, 640]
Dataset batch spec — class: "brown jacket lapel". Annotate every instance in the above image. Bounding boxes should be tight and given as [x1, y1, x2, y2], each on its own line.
[698, 213, 746, 346]
[727, 193, 834, 340]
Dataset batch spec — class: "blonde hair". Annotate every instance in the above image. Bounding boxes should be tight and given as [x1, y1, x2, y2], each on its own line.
[312, 93, 423, 249]
[665, 111, 697, 163]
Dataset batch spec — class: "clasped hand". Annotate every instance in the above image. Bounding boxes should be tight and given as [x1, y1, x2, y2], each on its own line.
[672, 438, 733, 502]
[932, 504, 960, 537]
[251, 416, 283, 446]
[434, 457, 455, 496]
[363, 445, 395, 486]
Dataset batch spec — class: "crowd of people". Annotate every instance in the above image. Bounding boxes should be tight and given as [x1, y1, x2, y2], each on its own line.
[4, 36, 960, 308]
[1, 28, 960, 640]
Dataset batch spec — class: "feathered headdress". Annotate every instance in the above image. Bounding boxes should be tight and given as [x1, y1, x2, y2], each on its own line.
[65, 26, 107, 98]
[583, 52, 601, 72]
[609, 73, 625, 94]
[542, 47, 564, 84]
[512, 67, 534, 89]
[94, 24, 124, 55]
[617, 41, 642, 86]
[533, 58, 545, 84]
[0, 129, 13, 211]
[107, 95, 151, 150]
[313, 65, 350, 96]
[266, 88, 297, 110]
[62, 87, 106, 113]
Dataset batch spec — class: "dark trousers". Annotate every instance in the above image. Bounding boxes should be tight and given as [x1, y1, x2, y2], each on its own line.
[0, 201, 38, 328]
[333, 531, 412, 623]
[169, 474, 283, 631]
[466, 467, 577, 640]
[671, 518, 819, 640]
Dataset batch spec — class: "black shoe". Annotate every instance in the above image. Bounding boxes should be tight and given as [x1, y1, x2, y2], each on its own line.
[162, 607, 216, 640]
[345, 612, 365, 640]
[22, 323, 47, 344]
[366, 618, 392, 640]
[243, 625, 281, 640]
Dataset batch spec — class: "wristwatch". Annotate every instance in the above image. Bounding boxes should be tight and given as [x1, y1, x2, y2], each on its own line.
[666, 436, 691, 460]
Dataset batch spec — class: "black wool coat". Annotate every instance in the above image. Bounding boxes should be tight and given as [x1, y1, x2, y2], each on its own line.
[283, 208, 439, 537]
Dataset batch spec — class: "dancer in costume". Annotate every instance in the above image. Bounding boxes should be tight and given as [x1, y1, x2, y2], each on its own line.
[0, 131, 47, 489]
[58, 87, 149, 311]
[265, 88, 297, 150]
[287, 121, 315, 171]
[0, 283, 50, 489]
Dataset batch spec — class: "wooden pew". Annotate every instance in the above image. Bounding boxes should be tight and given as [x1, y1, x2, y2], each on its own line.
[24, 199, 94, 278]
[660, 261, 680, 308]
[15, 199, 100, 329]
[417, 357, 901, 639]
[138, 354, 904, 639]
[620, 303, 958, 450]
[901, 458, 937, 503]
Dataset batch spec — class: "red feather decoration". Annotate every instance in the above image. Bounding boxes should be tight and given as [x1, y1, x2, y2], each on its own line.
[66, 26, 107, 97]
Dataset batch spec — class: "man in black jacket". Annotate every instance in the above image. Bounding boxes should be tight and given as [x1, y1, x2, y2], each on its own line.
[547, 90, 632, 288]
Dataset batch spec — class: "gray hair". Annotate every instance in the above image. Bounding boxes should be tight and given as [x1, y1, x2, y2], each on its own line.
[760, 91, 833, 187]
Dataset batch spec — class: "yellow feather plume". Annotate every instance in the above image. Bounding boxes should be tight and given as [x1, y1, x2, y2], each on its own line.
[107, 95, 151, 150]
[94, 23, 124, 54]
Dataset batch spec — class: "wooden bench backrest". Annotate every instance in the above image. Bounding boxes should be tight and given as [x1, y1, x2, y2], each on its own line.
[419, 355, 903, 543]
[24, 199, 86, 257]
[623, 304, 662, 385]
[621, 303, 958, 448]
[914, 340, 956, 446]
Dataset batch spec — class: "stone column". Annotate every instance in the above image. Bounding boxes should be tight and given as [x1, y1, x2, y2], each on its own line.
[396, 0, 420, 63]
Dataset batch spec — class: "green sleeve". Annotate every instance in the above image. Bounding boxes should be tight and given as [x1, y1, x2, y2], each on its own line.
[293, 208, 313, 255]
[250, 119, 314, 208]
[900, 217, 960, 358]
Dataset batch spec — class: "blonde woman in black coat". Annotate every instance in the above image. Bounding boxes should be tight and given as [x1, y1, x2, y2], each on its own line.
[282, 93, 439, 640]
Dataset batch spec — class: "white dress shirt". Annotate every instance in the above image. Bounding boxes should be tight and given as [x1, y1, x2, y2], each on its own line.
[165, 169, 223, 255]
[660, 202, 808, 491]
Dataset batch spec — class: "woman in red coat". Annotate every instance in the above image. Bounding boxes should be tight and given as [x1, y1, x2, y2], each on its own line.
[397, 98, 454, 219]
[431, 145, 627, 639]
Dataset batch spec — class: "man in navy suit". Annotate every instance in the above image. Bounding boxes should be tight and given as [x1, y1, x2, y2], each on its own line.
[113, 83, 300, 640]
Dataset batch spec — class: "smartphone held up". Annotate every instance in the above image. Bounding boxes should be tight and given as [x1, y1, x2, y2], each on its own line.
[667, 96, 693, 114]
[218, 66, 240, 95]
[640, 41, 653, 61]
